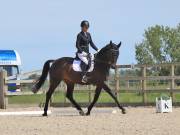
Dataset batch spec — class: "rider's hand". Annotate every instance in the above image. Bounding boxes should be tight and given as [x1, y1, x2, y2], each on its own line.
[82, 51, 87, 56]
[87, 52, 91, 56]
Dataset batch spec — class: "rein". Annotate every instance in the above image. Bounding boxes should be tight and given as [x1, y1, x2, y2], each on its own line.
[94, 48, 118, 65]
[94, 49, 119, 66]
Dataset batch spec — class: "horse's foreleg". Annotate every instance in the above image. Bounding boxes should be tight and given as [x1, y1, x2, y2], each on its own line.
[43, 80, 60, 116]
[66, 83, 84, 116]
[86, 85, 102, 116]
[103, 83, 126, 114]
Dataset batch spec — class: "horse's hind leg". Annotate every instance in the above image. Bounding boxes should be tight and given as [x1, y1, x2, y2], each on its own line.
[66, 83, 85, 116]
[43, 80, 60, 116]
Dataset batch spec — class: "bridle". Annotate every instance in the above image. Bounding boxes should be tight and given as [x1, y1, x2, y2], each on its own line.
[94, 58, 112, 65]
[94, 48, 119, 66]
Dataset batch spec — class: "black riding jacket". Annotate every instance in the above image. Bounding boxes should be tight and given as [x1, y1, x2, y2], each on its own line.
[76, 31, 98, 53]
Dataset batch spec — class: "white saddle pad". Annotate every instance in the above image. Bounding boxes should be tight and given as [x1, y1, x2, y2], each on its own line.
[72, 60, 94, 72]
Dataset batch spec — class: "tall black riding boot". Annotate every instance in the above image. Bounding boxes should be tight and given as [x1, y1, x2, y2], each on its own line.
[82, 73, 88, 83]
[82, 63, 90, 83]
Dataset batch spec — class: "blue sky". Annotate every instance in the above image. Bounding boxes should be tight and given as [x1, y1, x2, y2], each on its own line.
[0, 0, 180, 71]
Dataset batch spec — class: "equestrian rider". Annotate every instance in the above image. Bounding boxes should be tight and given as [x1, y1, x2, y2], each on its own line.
[76, 20, 99, 83]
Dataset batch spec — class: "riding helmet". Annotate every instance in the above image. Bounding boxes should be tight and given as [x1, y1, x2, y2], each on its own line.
[81, 20, 89, 28]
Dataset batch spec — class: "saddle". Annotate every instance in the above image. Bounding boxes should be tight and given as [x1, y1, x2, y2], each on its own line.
[72, 54, 94, 72]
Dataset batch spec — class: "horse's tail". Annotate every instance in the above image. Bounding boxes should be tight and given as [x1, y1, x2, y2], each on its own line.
[32, 60, 54, 93]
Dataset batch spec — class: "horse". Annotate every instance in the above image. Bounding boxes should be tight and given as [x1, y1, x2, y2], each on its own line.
[32, 41, 126, 116]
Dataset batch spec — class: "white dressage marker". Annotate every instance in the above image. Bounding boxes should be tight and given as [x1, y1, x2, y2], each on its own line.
[0, 110, 51, 116]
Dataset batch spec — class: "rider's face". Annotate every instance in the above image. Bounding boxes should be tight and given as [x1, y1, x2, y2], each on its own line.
[82, 26, 88, 32]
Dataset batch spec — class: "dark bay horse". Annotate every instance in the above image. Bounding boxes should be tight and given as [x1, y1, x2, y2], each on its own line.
[32, 41, 126, 116]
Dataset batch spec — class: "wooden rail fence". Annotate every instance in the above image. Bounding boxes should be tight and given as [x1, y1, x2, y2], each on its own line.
[114, 63, 180, 104]
[0, 62, 180, 109]
[0, 70, 35, 108]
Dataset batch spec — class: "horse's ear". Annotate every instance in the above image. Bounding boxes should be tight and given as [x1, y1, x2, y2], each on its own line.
[110, 40, 112, 45]
[117, 42, 121, 48]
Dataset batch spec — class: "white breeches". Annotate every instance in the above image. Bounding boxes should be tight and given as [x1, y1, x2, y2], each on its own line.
[77, 52, 94, 65]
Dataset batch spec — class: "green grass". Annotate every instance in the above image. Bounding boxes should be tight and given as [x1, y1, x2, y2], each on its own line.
[8, 90, 180, 105]
[146, 93, 170, 102]
[118, 93, 143, 103]
[8, 94, 46, 104]
[174, 93, 180, 102]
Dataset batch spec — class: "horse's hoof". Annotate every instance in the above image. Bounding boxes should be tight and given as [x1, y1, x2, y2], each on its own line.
[42, 113, 48, 116]
[79, 110, 85, 116]
[86, 112, 90, 116]
[31, 85, 38, 94]
[122, 109, 126, 114]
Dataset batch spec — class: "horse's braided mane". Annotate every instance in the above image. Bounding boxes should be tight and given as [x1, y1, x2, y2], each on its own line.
[94, 45, 111, 77]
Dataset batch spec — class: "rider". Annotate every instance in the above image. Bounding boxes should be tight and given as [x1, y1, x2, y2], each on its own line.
[76, 20, 99, 83]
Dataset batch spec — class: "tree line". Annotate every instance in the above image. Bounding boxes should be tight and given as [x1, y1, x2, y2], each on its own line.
[135, 23, 180, 76]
